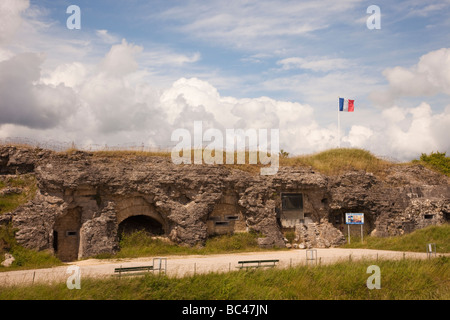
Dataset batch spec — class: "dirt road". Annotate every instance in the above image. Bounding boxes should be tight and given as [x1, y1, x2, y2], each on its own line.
[0, 248, 436, 287]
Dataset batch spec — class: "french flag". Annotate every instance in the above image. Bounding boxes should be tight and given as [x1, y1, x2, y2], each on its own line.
[339, 98, 354, 112]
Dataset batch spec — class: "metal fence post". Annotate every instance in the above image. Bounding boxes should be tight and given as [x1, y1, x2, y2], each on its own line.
[426, 243, 436, 259]
[306, 249, 317, 266]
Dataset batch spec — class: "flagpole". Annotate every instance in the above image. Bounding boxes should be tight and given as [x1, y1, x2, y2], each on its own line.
[338, 97, 340, 148]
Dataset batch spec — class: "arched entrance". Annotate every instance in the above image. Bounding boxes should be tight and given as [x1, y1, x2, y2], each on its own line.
[115, 197, 168, 238]
[118, 215, 164, 237]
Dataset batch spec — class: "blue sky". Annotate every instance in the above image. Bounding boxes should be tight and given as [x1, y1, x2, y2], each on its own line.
[0, 0, 449, 160]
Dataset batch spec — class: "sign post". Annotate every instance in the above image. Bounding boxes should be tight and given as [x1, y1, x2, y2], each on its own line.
[345, 213, 364, 244]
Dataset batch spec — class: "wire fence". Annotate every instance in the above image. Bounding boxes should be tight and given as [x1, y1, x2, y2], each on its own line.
[0, 136, 403, 163]
[0, 137, 174, 153]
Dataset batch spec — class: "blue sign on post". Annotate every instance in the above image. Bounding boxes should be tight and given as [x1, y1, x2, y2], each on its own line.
[345, 213, 364, 225]
[345, 213, 364, 244]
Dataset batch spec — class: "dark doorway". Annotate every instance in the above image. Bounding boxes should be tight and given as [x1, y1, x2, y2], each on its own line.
[279, 193, 304, 229]
[118, 215, 164, 237]
[281, 193, 303, 211]
[52, 230, 58, 252]
[53, 207, 81, 262]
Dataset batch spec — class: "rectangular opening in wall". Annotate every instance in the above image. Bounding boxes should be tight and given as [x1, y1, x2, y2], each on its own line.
[53, 230, 58, 252]
[215, 221, 229, 226]
[281, 193, 303, 211]
[424, 214, 434, 220]
[335, 215, 341, 224]
[280, 193, 304, 229]
[225, 215, 239, 221]
[66, 231, 77, 236]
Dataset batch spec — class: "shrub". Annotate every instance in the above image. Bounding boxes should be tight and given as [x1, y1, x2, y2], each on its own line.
[415, 151, 450, 176]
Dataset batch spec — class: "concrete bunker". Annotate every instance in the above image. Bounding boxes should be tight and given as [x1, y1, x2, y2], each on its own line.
[53, 207, 82, 262]
[277, 193, 305, 231]
[207, 192, 247, 235]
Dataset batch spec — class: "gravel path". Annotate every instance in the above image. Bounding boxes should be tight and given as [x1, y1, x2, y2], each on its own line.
[0, 248, 436, 287]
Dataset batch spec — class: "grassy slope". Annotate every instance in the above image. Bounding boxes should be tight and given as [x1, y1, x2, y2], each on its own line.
[0, 175, 63, 270]
[0, 223, 62, 272]
[0, 175, 37, 215]
[90, 147, 391, 176]
[281, 148, 391, 176]
[342, 224, 450, 253]
[0, 257, 448, 300]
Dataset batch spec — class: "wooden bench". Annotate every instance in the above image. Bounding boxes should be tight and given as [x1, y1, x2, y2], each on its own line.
[114, 258, 167, 278]
[114, 265, 154, 277]
[236, 259, 279, 270]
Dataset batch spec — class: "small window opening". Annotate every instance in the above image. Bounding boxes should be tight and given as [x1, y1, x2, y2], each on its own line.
[215, 221, 229, 226]
[281, 193, 303, 211]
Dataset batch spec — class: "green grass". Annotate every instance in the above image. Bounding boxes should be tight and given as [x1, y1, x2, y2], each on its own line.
[96, 231, 275, 259]
[1, 247, 62, 271]
[341, 224, 450, 253]
[0, 176, 61, 271]
[281, 148, 390, 176]
[0, 223, 63, 272]
[0, 257, 448, 300]
[0, 175, 37, 215]
[62, 146, 398, 177]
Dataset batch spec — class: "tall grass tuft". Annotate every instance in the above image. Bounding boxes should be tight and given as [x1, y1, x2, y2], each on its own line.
[281, 148, 390, 176]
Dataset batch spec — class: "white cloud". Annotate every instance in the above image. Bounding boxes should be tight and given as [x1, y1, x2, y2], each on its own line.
[277, 57, 352, 72]
[340, 102, 450, 160]
[41, 62, 88, 88]
[343, 125, 373, 148]
[100, 39, 143, 77]
[0, 44, 336, 154]
[159, 0, 362, 51]
[96, 30, 120, 44]
[0, 0, 29, 44]
[0, 52, 78, 129]
[140, 50, 201, 68]
[1, 2, 448, 162]
[1, 50, 449, 160]
[371, 48, 450, 105]
[0, 48, 14, 62]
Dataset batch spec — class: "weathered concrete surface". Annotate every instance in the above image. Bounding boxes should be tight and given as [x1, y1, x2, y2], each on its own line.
[0, 146, 449, 261]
